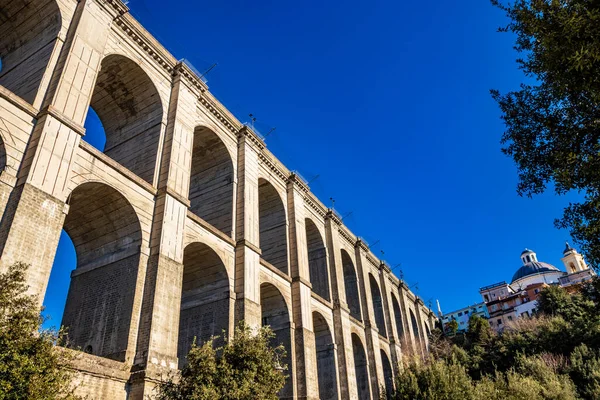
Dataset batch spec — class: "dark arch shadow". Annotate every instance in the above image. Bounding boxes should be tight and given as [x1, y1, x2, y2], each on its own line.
[260, 282, 292, 398]
[352, 333, 370, 400]
[342, 249, 362, 321]
[410, 309, 421, 347]
[0, 0, 62, 104]
[178, 242, 230, 368]
[258, 179, 288, 274]
[380, 350, 393, 399]
[59, 182, 143, 361]
[313, 312, 337, 400]
[369, 274, 387, 337]
[87, 54, 164, 184]
[391, 293, 404, 340]
[305, 218, 330, 300]
[189, 127, 234, 236]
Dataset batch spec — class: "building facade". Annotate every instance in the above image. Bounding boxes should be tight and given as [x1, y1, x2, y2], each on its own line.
[480, 246, 595, 332]
[0, 1, 437, 399]
[441, 302, 489, 333]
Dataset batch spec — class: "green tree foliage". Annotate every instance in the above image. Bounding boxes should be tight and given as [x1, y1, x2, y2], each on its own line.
[391, 354, 578, 400]
[0, 263, 77, 399]
[157, 323, 286, 400]
[490, 0, 600, 266]
[393, 281, 600, 399]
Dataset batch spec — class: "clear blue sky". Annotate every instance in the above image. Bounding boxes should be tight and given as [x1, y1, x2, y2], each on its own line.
[42, 0, 580, 326]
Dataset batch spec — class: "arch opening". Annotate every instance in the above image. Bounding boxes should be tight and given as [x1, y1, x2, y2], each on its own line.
[352, 333, 370, 400]
[178, 242, 230, 368]
[260, 283, 292, 398]
[86, 54, 163, 184]
[45, 182, 143, 361]
[0, 0, 62, 104]
[342, 250, 361, 321]
[380, 350, 394, 399]
[258, 179, 288, 274]
[391, 294, 404, 340]
[313, 312, 337, 400]
[305, 218, 330, 300]
[369, 274, 387, 337]
[410, 309, 421, 346]
[189, 127, 234, 236]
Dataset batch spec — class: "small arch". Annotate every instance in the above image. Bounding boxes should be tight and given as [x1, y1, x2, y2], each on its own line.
[55, 182, 143, 361]
[391, 293, 404, 340]
[369, 274, 387, 337]
[0, 135, 6, 173]
[313, 312, 337, 400]
[342, 249, 362, 321]
[177, 242, 230, 368]
[425, 321, 431, 339]
[410, 309, 420, 345]
[86, 54, 164, 184]
[189, 127, 234, 236]
[305, 218, 330, 300]
[569, 262, 576, 273]
[260, 282, 292, 397]
[380, 350, 394, 399]
[351, 333, 370, 400]
[258, 179, 288, 274]
[0, 0, 62, 104]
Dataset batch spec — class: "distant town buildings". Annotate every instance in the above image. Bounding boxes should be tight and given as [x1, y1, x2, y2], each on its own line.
[441, 302, 489, 333]
[442, 243, 596, 333]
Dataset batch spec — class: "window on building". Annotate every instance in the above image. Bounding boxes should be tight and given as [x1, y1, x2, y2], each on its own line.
[508, 316, 513, 321]
[484, 295, 489, 302]
[458, 312, 462, 316]
[534, 289, 539, 294]
[497, 319, 502, 325]
[464, 311, 469, 315]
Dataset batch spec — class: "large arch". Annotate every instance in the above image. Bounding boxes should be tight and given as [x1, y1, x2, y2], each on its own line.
[87, 54, 164, 184]
[189, 127, 234, 236]
[59, 182, 143, 361]
[391, 293, 404, 340]
[258, 179, 288, 274]
[260, 282, 292, 398]
[177, 242, 230, 368]
[380, 350, 394, 399]
[410, 309, 421, 346]
[313, 312, 337, 400]
[352, 333, 370, 400]
[305, 218, 330, 300]
[0, 0, 62, 104]
[342, 249, 362, 321]
[369, 274, 387, 337]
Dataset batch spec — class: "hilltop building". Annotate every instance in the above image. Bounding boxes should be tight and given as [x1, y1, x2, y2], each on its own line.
[481, 245, 595, 331]
[444, 244, 596, 333]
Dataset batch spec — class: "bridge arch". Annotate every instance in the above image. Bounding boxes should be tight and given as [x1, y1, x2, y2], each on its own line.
[342, 249, 362, 321]
[0, 0, 62, 104]
[313, 311, 337, 400]
[260, 282, 293, 397]
[189, 126, 234, 236]
[351, 333, 370, 400]
[380, 349, 394, 398]
[55, 182, 143, 361]
[258, 178, 288, 274]
[410, 309, 421, 346]
[369, 273, 387, 337]
[391, 293, 404, 340]
[305, 218, 330, 300]
[177, 242, 231, 368]
[86, 54, 164, 184]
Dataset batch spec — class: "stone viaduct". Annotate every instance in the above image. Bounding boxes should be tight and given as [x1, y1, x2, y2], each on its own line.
[0, 0, 437, 398]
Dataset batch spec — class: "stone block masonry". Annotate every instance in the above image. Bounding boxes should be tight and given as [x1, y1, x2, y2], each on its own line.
[0, 0, 438, 399]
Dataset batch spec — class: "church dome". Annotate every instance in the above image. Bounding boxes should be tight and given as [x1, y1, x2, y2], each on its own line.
[511, 261, 561, 283]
